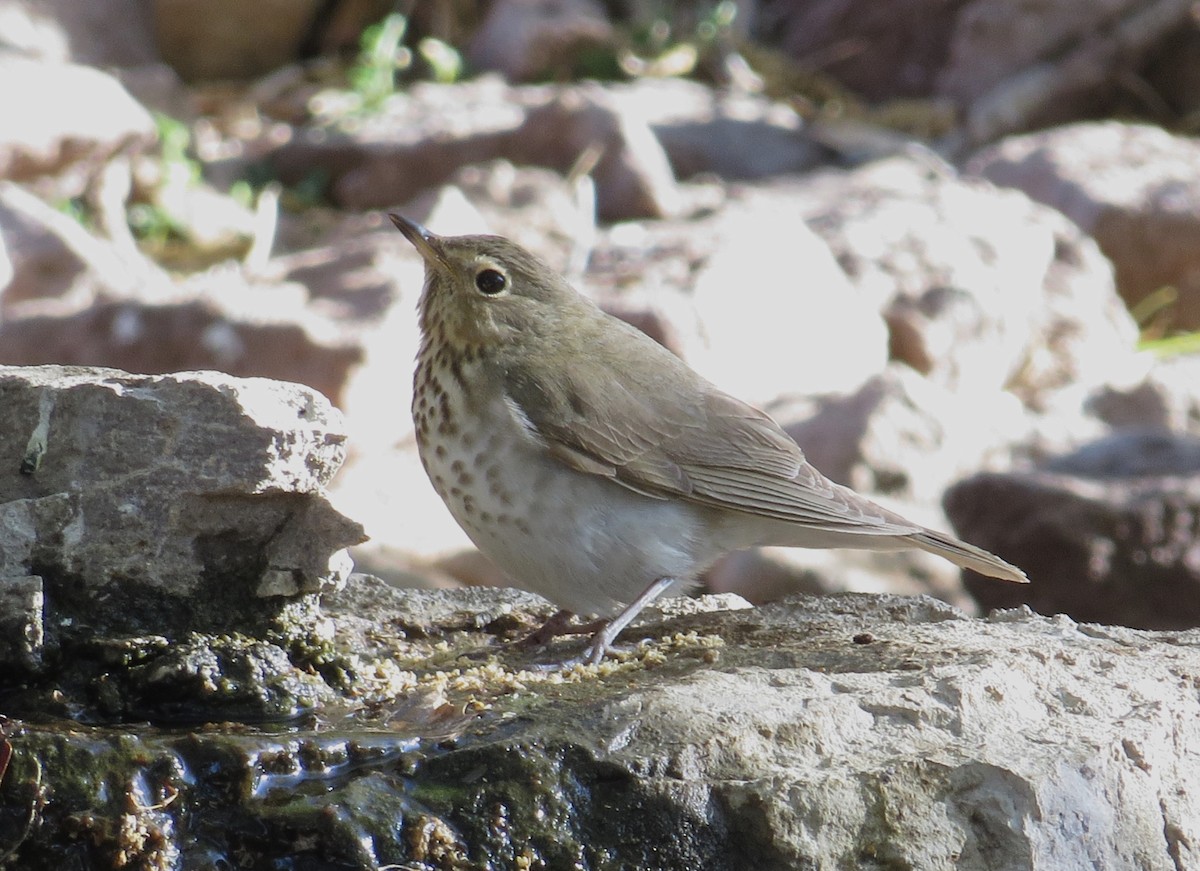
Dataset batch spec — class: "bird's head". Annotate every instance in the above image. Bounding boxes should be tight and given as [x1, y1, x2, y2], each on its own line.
[389, 214, 580, 353]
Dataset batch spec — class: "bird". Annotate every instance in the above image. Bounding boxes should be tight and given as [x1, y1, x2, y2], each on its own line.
[390, 213, 1027, 665]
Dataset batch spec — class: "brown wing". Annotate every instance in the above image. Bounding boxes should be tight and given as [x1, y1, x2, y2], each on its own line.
[502, 323, 918, 536]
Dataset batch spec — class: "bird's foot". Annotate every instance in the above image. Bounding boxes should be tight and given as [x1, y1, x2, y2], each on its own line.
[516, 609, 605, 650]
[522, 577, 677, 667]
[581, 576, 677, 666]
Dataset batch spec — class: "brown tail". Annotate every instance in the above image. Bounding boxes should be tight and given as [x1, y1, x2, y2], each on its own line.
[909, 529, 1028, 583]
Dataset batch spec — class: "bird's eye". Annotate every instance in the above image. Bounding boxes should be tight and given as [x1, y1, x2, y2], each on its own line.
[475, 268, 508, 296]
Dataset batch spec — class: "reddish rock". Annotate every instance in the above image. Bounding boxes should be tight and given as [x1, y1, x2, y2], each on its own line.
[0, 291, 364, 408]
[797, 156, 1138, 403]
[151, 0, 322, 82]
[0, 55, 156, 198]
[467, 0, 613, 82]
[0, 183, 131, 313]
[0, 0, 159, 66]
[761, 0, 1191, 144]
[271, 78, 681, 222]
[779, 365, 1023, 505]
[968, 121, 1200, 330]
[946, 430, 1200, 629]
[681, 190, 888, 403]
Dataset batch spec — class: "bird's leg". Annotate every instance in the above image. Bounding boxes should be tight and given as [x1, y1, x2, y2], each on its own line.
[584, 576, 676, 666]
[518, 609, 606, 649]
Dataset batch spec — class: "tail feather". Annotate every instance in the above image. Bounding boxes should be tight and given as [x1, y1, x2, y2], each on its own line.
[910, 529, 1028, 583]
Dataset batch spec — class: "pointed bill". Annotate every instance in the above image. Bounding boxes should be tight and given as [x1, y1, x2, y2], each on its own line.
[388, 213, 450, 269]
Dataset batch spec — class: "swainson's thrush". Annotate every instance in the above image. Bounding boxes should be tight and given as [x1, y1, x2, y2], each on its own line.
[392, 214, 1026, 664]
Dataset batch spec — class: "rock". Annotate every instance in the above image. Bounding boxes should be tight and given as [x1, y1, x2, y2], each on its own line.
[1012, 203, 1142, 408]
[271, 77, 682, 222]
[766, 0, 1193, 145]
[91, 634, 340, 722]
[150, 0, 323, 82]
[0, 181, 138, 313]
[798, 156, 1140, 402]
[968, 121, 1200, 330]
[776, 364, 1025, 503]
[1142, 20, 1200, 119]
[368, 589, 1200, 870]
[467, 0, 613, 82]
[0, 574, 43, 671]
[595, 77, 830, 182]
[273, 233, 404, 327]
[614, 77, 825, 181]
[0, 365, 365, 645]
[0, 0, 159, 66]
[582, 217, 720, 354]
[0, 54, 156, 199]
[7, 586, 1200, 865]
[1042, 427, 1200, 478]
[0, 228, 10, 290]
[680, 191, 888, 402]
[432, 160, 594, 273]
[0, 273, 366, 408]
[946, 430, 1200, 629]
[1087, 353, 1200, 432]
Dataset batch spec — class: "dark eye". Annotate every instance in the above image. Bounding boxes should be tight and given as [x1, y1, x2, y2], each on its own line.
[475, 268, 507, 295]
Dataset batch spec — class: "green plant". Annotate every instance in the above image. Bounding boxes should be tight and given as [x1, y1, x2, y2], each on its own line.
[417, 36, 462, 84]
[55, 196, 91, 228]
[1138, 330, 1200, 357]
[154, 112, 201, 185]
[126, 113, 200, 246]
[348, 12, 412, 111]
[617, 1, 739, 79]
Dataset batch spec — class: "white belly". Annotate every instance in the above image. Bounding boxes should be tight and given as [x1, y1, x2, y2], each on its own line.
[414, 367, 715, 616]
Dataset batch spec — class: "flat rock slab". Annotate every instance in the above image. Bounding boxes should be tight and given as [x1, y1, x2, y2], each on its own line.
[3, 586, 1197, 868]
[337, 586, 1200, 869]
[0, 365, 365, 655]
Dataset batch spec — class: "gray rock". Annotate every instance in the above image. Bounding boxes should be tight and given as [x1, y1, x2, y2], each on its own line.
[335, 586, 1200, 870]
[1087, 354, 1200, 432]
[613, 77, 825, 180]
[0, 574, 43, 670]
[8, 586, 1200, 866]
[1043, 428, 1200, 478]
[0, 365, 365, 644]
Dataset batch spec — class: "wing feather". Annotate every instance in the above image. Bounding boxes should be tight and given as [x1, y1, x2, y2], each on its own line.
[502, 325, 916, 536]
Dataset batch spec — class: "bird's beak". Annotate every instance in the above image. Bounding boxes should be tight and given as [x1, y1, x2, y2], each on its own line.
[388, 213, 447, 268]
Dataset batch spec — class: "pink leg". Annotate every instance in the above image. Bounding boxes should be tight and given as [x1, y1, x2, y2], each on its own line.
[584, 577, 675, 665]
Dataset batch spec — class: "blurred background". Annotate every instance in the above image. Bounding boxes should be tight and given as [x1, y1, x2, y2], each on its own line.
[2, 0, 1199, 630]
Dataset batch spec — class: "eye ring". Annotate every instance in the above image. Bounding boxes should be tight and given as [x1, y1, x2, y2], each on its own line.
[475, 268, 508, 296]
